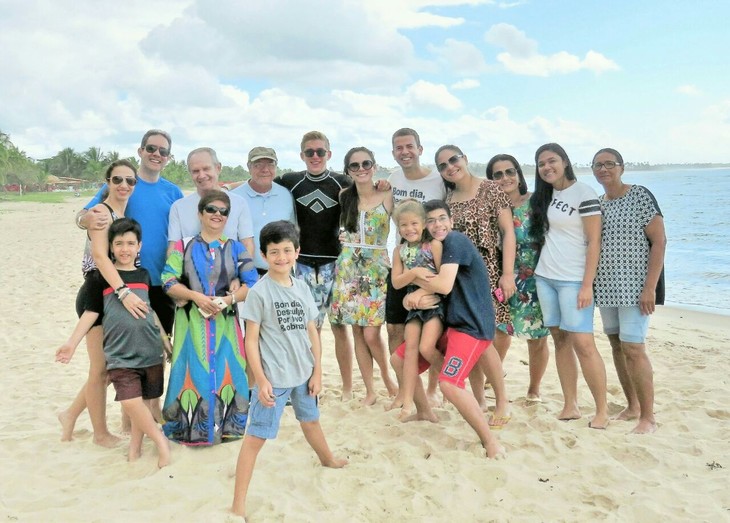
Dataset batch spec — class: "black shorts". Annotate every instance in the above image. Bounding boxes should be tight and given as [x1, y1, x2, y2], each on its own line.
[75, 272, 102, 327]
[149, 285, 175, 335]
[385, 270, 409, 324]
[108, 364, 164, 401]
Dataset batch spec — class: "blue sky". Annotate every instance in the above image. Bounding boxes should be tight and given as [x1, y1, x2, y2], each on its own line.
[2, 0, 728, 170]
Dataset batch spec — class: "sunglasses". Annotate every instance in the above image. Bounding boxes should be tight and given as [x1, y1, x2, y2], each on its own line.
[303, 148, 328, 158]
[144, 144, 170, 157]
[109, 175, 137, 186]
[437, 154, 464, 172]
[347, 160, 374, 172]
[203, 204, 230, 217]
[491, 168, 518, 180]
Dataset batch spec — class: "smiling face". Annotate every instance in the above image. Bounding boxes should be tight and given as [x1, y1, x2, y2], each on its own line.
[491, 159, 520, 195]
[106, 164, 136, 201]
[397, 211, 425, 244]
[138, 133, 170, 175]
[248, 158, 277, 190]
[110, 231, 141, 270]
[263, 239, 300, 278]
[346, 150, 375, 184]
[188, 151, 221, 194]
[537, 150, 569, 188]
[425, 208, 453, 241]
[392, 135, 422, 170]
[436, 148, 468, 184]
[199, 198, 229, 235]
[592, 150, 624, 187]
[300, 139, 331, 175]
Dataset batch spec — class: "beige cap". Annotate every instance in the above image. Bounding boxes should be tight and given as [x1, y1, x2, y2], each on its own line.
[248, 146, 277, 163]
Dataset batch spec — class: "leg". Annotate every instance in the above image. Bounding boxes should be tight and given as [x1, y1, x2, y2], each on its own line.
[363, 326, 398, 397]
[526, 337, 549, 402]
[59, 383, 87, 441]
[84, 327, 120, 447]
[398, 322, 422, 416]
[330, 323, 353, 400]
[232, 434, 266, 518]
[300, 420, 348, 468]
[551, 327, 581, 420]
[570, 332, 609, 429]
[386, 323, 405, 355]
[608, 334, 639, 421]
[120, 397, 171, 467]
[419, 319, 444, 407]
[352, 326, 376, 405]
[468, 366, 487, 411]
[621, 341, 656, 434]
[480, 347, 510, 425]
[391, 352, 438, 423]
[493, 329, 511, 362]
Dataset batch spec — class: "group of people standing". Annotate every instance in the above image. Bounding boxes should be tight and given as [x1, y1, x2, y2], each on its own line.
[53, 126, 665, 518]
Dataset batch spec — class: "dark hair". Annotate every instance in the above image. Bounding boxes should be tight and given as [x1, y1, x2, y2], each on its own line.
[486, 154, 527, 195]
[423, 199, 451, 217]
[198, 190, 230, 213]
[433, 144, 465, 192]
[259, 220, 300, 252]
[108, 217, 142, 243]
[391, 128, 421, 148]
[102, 159, 138, 200]
[592, 147, 624, 166]
[140, 129, 172, 150]
[340, 147, 376, 232]
[529, 143, 577, 245]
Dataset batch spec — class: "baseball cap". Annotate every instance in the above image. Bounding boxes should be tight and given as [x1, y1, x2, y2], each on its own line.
[248, 146, 277, 163]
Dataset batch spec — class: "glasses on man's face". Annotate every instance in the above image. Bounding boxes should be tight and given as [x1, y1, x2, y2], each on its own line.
[592, 161, 621, 171]
[252, 161, 276, 170]
[437, 154, 464, 172]
[347, 160, 374, 172]
[109, 175, 137, 186]
[203, 204, 230, 217]
[303, 148, 328, 158]
[491, 168, 518, 180]
[144, 144, 170, 157]
[425, 215, 450, 226]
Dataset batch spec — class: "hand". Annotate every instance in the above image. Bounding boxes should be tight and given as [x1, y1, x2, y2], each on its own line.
[338, 228, 347, 243]
[416, 293, 440, 310]
[193, 293, 221, 318]
[308, 371, 322, 396]
[229, 279, 241, 292]
[162, 335, 173, 363]
[257, 380, 275, 407]
[121, 292, 149, 319]
[639, 287, 656, 315]
[577, 284, 593, 310]
[85, 207, 110, 231]
[374, 179, 391, 192]
[55, 343, 76, 364]
[498, 274, 517, 301]
[411, 267, 435, 280]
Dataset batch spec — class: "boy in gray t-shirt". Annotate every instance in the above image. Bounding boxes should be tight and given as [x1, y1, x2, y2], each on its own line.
[232, 220, 347, 518]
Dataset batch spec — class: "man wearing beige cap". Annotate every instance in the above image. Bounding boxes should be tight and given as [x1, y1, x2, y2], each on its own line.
[167, 147, 255, 256]
[231, 147, 296, 276]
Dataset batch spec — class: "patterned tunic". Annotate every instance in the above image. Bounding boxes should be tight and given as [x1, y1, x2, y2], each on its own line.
[399, 240, 444, 323]
[446, 179, 511, 325]
[595, 185, 664, 307]
[330, 204, 390, 326]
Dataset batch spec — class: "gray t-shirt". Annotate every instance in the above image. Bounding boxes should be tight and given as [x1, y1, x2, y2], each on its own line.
[167, 191, 254, 243]
[242, 275, 319, 388]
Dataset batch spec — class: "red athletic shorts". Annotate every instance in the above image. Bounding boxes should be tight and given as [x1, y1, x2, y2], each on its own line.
[395, 328, 491, 389]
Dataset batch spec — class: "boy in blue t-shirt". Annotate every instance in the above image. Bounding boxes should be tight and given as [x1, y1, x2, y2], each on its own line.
[231, 220, 347, 518]
[55, 218, 172, 468]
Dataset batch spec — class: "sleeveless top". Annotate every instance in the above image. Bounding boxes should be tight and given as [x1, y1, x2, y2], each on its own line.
[81, 202, 118, 276]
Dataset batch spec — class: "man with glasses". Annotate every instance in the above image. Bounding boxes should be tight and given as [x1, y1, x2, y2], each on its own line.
[276, 131, 355, 400]
[231, 147, 295, 277]
[77, 129, 183, 334]
[167, 147, 255, 257]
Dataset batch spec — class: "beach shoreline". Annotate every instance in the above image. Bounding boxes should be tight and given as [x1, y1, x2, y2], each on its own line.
[1, 199, 728, 522]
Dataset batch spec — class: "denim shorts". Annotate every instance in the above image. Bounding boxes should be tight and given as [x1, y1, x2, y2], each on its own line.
[535, 276, 594, 333]
[599, 306, 651, 344]
[246, 382, 319, 440]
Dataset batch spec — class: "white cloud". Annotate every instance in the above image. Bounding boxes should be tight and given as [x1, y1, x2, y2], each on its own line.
[676, 84, 702, 96]
[485, 23, 619, 76]
[363, 0, 497, 29]
[451, 79, 481, 90]
[428, 39, 491, 75]
[406, 81, 463, 111]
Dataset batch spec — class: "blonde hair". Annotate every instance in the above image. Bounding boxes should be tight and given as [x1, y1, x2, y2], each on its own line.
[300, 130, 330, 151]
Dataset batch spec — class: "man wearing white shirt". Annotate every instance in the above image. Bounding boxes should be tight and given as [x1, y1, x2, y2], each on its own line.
[167, 147, 255, 256]
[231, 147, 296, 276]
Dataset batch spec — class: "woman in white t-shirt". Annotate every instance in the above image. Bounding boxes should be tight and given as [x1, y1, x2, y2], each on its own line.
[529, 143, 609, 429]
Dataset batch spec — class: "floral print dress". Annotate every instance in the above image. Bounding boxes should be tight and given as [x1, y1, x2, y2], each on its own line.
[330, 203, 390, 326]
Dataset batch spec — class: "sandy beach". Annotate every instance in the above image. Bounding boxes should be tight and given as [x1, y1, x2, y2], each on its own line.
[1, 198, 728, 522]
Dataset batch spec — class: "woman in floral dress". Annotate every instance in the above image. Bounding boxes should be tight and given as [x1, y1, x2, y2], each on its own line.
[330, 147, 397, 405]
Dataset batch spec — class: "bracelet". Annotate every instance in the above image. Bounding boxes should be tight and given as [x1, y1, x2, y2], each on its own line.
[230, 293, 236, 305]
[76, 213, 86, 230]
[117, 288, 132, 302]
[114, 284, 128, 295]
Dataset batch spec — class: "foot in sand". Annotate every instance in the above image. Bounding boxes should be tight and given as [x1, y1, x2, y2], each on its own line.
[157, 441, 171, 468]
[525, 393, 542, 404]
[426, 391, 443, 408]
[488, 414, 512, 430]
[588, 415, 609, 430]
[58, 410, 75, 442]
[400, 410, 439, 424]
[558, 406, 581, 421]
[631, 419, 658, 434]
[483, 440, 506, 459]
[362, 392, 377, 406]
[612, 407, 639, 421]
[321, 456, 348, 468]
[384, 379, 399, 398]
[128, 447, 142, 462]
[93, 432, 122, 448]
[341, 388, 353, 401]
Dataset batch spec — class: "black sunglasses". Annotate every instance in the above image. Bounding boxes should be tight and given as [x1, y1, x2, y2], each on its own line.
[437, 154, 464, 172]
[491, 168, 518, 180]
[347, 160, 374, 172]
[303, 148, 328, 158]
[203, 204, 230, 217]
[144, 144, 170, 157]
[109, 175, 137, 186]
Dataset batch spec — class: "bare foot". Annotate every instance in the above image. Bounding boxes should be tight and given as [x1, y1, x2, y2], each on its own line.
[484, 440, 506, 459]
[613, 407, 639, 421]
[588, 414, 609, 430]
[477, 399, 489, 413]
[362, 392, 377, 406]
[94, 432, 122, 448]
[397, 406, 415, 421]
[230, 505, 247, 520]
[525, 393, 542, 404]
[321, 456, 348, 468]
[558, 406, 581, 421]
[385, 394, 404, 411]
[631, 419, 657, 434]
[58, 410, 75, 442]
[341, 388, 353, 401]
[426, 391, 443, 408]
[128, 447, 142, 462]
[157, 441, 171, 468]
[384, 379, 398, 398]
[400, 410, 439, 424]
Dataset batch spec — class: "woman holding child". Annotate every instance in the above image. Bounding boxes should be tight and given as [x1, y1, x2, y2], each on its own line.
[330, 147, 398, 405]
[161, 190, 258, 445]
[58, 159, 138, 446]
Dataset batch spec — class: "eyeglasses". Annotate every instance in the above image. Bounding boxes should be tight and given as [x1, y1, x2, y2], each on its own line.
[436, 154, 464, 172]
[303, 148, 328, 158]
[109, 175, 137, 186]
[203, 204, 230, 217]
[144, 144, 170, 157]
[252, 161, 276, 170]
[347, 160, 374, 172]
[592, 161, 621, 171]
[425, 215, 450, 225]
[491, 168, 518, 180]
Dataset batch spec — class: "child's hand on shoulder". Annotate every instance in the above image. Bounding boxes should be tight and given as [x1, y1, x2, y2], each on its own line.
[258, 379, 276, 407]
[55, 343, 76, 364]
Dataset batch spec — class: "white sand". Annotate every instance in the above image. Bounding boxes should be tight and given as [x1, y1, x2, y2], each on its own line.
[1, 199, 728, 522]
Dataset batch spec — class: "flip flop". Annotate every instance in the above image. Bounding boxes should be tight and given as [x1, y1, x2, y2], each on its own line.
[488, 415, 512, 430]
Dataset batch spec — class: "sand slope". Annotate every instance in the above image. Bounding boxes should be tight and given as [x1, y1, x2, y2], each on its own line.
[0, 200, 728, 522]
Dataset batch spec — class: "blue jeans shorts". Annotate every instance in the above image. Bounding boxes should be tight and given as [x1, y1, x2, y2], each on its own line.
[246, 382, 319, 440]
[535, 276, 594, 333]
[599, 306, 651, 344]
[295, 261, 336, 330]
